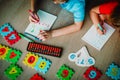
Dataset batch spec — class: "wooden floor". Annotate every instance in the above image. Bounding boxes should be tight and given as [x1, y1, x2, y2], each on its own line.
[0, 0, 120, 80]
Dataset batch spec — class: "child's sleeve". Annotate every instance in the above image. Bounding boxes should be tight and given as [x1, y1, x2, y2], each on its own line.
[73, 3, 85, 22]
[99, 1, 118, 14]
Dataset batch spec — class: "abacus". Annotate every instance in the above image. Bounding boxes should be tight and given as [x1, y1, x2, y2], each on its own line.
[27, 42, 62, 57]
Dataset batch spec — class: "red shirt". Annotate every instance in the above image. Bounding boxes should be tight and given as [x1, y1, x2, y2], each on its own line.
[99, 1, 118, 14]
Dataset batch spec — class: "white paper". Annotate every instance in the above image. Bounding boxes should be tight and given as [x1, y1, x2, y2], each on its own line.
[82, 23, 115, 51]
[25, 10, 57, 37]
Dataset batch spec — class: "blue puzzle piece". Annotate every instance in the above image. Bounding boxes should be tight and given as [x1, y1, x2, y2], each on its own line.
[0, 23, 14, 37]
[106, 63, 120, 80]
[9, 34, 16, 40]
[34, 57, 52, 74]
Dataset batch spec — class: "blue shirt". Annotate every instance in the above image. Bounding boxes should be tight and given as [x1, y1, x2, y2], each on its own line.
[60, 0, 85, 22]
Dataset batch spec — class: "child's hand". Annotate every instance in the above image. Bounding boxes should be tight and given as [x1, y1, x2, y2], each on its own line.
[96, 25, 106, 35]
[37, 30, 52, 41]
[29, 11, 39, 23]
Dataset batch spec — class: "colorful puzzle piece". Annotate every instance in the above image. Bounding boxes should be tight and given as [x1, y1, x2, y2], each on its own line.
[5, 31, 21, 45]
[4, 64, 23, 80]
[5, 49, 22, 63]
[106, 62, 120, 80]
[34, 57, 52, 74]
[0, 23, 21, 45]
[0, 44, 10, 59]
[23, 53, 39, 68]
[0, 23, 14, 37]
[30, 73, 45, 80]
[0, 44, 22, 64]
[68, 46, 95, 67]
[23, 53, 52, 74]
[56, 64, 75, 80]
[83, 66, 102, 80]
[27, 42, 62, 57]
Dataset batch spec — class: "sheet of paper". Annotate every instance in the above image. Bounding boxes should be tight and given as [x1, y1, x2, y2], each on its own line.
[25, 10, 57, 37]
[82, 23, 115, 51]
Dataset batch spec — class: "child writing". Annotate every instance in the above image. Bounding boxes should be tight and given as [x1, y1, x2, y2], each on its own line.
[90, 0, 120, 35]
[29, 0, 85, 41]
[29, 0, 39, 23]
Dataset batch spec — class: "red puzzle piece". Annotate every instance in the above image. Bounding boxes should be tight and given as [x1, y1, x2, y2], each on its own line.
[0, 48, 6, 55]
[83, 66, 102, 80]
[2, 27, 9, 32]
[10, 52, 17, 58]
[28, 56, 35, 64]
[30, 73, 44, 80]
[5, 31, 21, 45]
[62, 70, 69, 77]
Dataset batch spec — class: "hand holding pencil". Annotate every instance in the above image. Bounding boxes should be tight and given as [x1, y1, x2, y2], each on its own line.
[96, 23, 106, 35]
[28, 9, 40, 23]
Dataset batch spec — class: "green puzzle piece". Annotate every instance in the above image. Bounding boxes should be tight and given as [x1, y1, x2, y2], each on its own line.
[5, 49, 22, 63]
[56, 64, 75, 80]
[4, 64, 23, 80]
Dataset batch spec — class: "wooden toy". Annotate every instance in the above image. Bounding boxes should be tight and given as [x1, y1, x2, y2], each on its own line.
[68, 46, 95, 67]
[56, 64, 75, 80]
[4, 64, 22, 80]
[30, 73, 45, 80]
[27, 42, 62, 57]
[34, 57, 52, 74]
[83, 66, 102, 80]
[106, 62, 120, 80]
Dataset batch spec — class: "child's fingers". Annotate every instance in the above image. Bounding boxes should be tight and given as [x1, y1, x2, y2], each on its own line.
[29, 16, 38, 23]
[40, 30, 46, 34]
[34, 14, 39, 21]
[97, 27, 104, 35]
[37, 30, 51, 41]
[102, 25, 106, 34]
[37, 31, 48, 40]
[103, 29, 106, 34]
[37, 34, 48, 41]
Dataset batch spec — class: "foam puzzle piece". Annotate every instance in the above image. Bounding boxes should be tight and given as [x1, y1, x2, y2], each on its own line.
[106, 62, 120, 80]
[83, 66, 102, 80]
[0, 44, 10, 59]
[30, 73, 45, 80]
[4, 64, 23, 80]
[5, 49, 22, 63]
[0, 44, 22, 64]
[0, 23, 14, 37]
[56, 64, 75, 80]
[23, 53, 52, 74]
[34, 57, 52, 74]
[23, 53, 39, 68]
[27, 42, 62, 57]
[68, 46, 95, 67]
[5, 31, 21, 45]
[0, 23, 21, 45]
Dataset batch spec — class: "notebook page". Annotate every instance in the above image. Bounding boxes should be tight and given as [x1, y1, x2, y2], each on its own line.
[82, 23, 115, 51]
[25, 10, 57, 37]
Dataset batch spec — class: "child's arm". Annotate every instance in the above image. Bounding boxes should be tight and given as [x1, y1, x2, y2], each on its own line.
[37, 22, 83, 41]
[31, 0, 36, 12]
[29, 0, 39, 23]
[90, 6, 106, 35]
